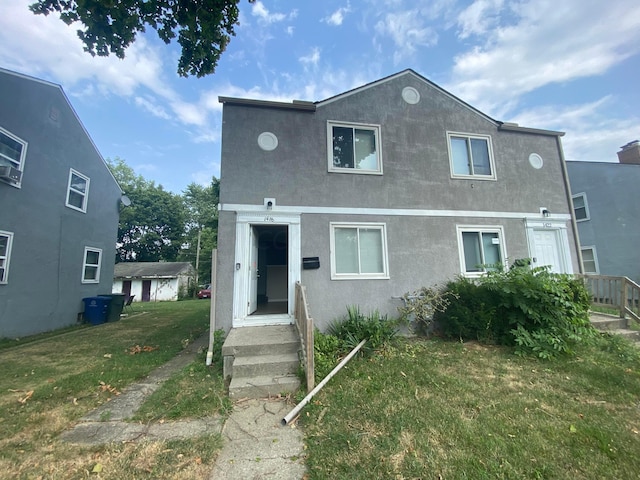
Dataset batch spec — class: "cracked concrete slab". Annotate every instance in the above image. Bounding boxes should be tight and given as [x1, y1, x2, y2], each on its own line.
[209, 399, 306, 479]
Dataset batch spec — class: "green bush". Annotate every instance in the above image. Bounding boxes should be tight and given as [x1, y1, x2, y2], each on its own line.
[327, 305, 398, 354]
[431, 264, 596, 358]
[432, 277, 505, 343]
[313, 330, 345, 381]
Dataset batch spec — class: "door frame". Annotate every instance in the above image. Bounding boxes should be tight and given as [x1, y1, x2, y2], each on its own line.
[525, 218, 573, 274]
[232, 211, 301, 327]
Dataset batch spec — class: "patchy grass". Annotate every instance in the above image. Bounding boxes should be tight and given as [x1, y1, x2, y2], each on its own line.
[303, 336, 640, 479]
[0, 300, 227, 479]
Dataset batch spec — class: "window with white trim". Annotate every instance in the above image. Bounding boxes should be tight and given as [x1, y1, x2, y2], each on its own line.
[581, 246, 599, 274]
[0, 127, 27, 187]
[328, 122, 382, 174]
[0, 231, 13, 284]
[457, 226, 505, 275]
[448, 132, 495, 179]
[66, 169, 90, 212]
[82, 247, 102, 283]
[330, 223, 389, 279]
[572, 193, 589, 222]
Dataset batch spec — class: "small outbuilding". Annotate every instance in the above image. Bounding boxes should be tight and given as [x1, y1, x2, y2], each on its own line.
[113, 262, 195, 302]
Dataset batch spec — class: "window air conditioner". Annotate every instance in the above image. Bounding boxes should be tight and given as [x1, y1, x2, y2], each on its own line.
[0, 165, 22, 183]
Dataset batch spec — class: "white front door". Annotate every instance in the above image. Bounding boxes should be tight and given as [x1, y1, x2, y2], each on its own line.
[532, 229, 563, 273]
[248, 227, 259, 315]
[232, 212, 301, 327]
[525, 216, 577, 275]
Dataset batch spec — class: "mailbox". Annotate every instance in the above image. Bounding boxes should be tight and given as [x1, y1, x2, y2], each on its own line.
[302, 257, 320, 269]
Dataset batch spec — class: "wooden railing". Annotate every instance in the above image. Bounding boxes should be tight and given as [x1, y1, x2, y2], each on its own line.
[294, 282, 315, 392]
[579, 274, 640, 322]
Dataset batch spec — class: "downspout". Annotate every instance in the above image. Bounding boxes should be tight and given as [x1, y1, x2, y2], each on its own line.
[206, 249, 218, 366]
[556, 136, 584, 273]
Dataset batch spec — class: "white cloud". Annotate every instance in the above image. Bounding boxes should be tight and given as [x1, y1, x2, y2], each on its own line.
[324, 4, 351, 26]
[448, 0, 640, 113]
[0, 0, 221, 138]
[374, 10, 439, 63]
[134, 96, 171, 120]
[457, 0, 505, 39]
[511, 97, 640, 162]
[299, 48, 321, 68]
[251, 1, 296, 24]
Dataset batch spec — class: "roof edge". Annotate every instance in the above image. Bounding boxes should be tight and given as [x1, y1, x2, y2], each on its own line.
[218, 96, 316, 112]
[0, 67, 124, 193]
[498, 122, 565, 137]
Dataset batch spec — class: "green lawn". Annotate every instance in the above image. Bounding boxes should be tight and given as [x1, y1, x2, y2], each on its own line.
[0, 299, 227, 480]
[302, 336, 640, 479]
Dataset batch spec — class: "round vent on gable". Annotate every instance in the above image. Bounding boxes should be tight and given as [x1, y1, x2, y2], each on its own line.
[529, 153, 544, 169]
[402, 87, 420, 105]
[258, 132, 278, 151]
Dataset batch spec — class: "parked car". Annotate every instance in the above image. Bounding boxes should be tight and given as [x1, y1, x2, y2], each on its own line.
[197, 284, 211, 299]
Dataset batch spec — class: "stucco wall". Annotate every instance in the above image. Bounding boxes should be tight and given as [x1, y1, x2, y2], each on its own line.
[0, 71, 121, 338]
[215, 71, 579, 332]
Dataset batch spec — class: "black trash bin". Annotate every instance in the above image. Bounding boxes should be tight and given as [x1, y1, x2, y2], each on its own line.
[101, 293, 126, 322]
[82, 296, 111, 325]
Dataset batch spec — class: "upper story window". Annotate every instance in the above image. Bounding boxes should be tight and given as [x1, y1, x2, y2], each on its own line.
[66, 169, 90, 213]
[82, 247, 102, 283]
[330, 223, 389, 279]
[581, 246, 599, 274]
[457, 226, 505, 276]
[572, 193, 589, 222]
[328, 122, 382, 174]
[448, 132, 495, 180]
[0, 230, 14, 284]
[0, 127, 27, 187]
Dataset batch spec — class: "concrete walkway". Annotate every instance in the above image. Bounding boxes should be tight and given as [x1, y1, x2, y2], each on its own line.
[59, 330, 307, 479]
[209, 399, 306, 479]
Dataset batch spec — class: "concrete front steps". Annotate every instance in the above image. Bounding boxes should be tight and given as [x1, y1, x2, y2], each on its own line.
[222, 325, 302, 400]
[590, 313, 640, 343]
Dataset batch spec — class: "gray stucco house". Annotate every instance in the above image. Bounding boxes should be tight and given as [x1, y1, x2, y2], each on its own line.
[0, 68, 122, 338]
[566, 141, 640, 283]
[112, 262, 195, 302]
[214, 69, 581, 332]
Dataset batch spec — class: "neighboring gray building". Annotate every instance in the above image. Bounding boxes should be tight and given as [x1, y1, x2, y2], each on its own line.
[215, 69, 581, 332]
[567, 141, 640, 283]
[113, 262, 195, 302]
[0, 68, 122, 338]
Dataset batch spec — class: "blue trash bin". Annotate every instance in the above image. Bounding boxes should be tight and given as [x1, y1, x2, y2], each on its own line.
[83, 296, 112, 325]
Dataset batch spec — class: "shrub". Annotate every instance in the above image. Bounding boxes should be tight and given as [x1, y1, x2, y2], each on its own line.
[313, 330, 345, 381]
[397, 286, 458, 335]
[429, 264, 596, 358]
[432, 278, 505, 343]
[327, 305, 398, 354]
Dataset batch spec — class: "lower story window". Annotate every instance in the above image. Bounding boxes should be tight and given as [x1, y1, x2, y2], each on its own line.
[457, 226, 505, 275]
[331, 223, 389, 279]
[0, 230, 13, 284]
[82, 247, 102, 283]
[581, 246, 599, 274]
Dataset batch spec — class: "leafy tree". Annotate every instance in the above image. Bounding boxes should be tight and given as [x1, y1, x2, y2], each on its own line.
[29, 0, 254, 77]
[179, 179, 219, 286]
[108, 157, 185, 262]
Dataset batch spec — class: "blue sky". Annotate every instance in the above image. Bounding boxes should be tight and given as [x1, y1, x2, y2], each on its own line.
[1, 0, 639, 193]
